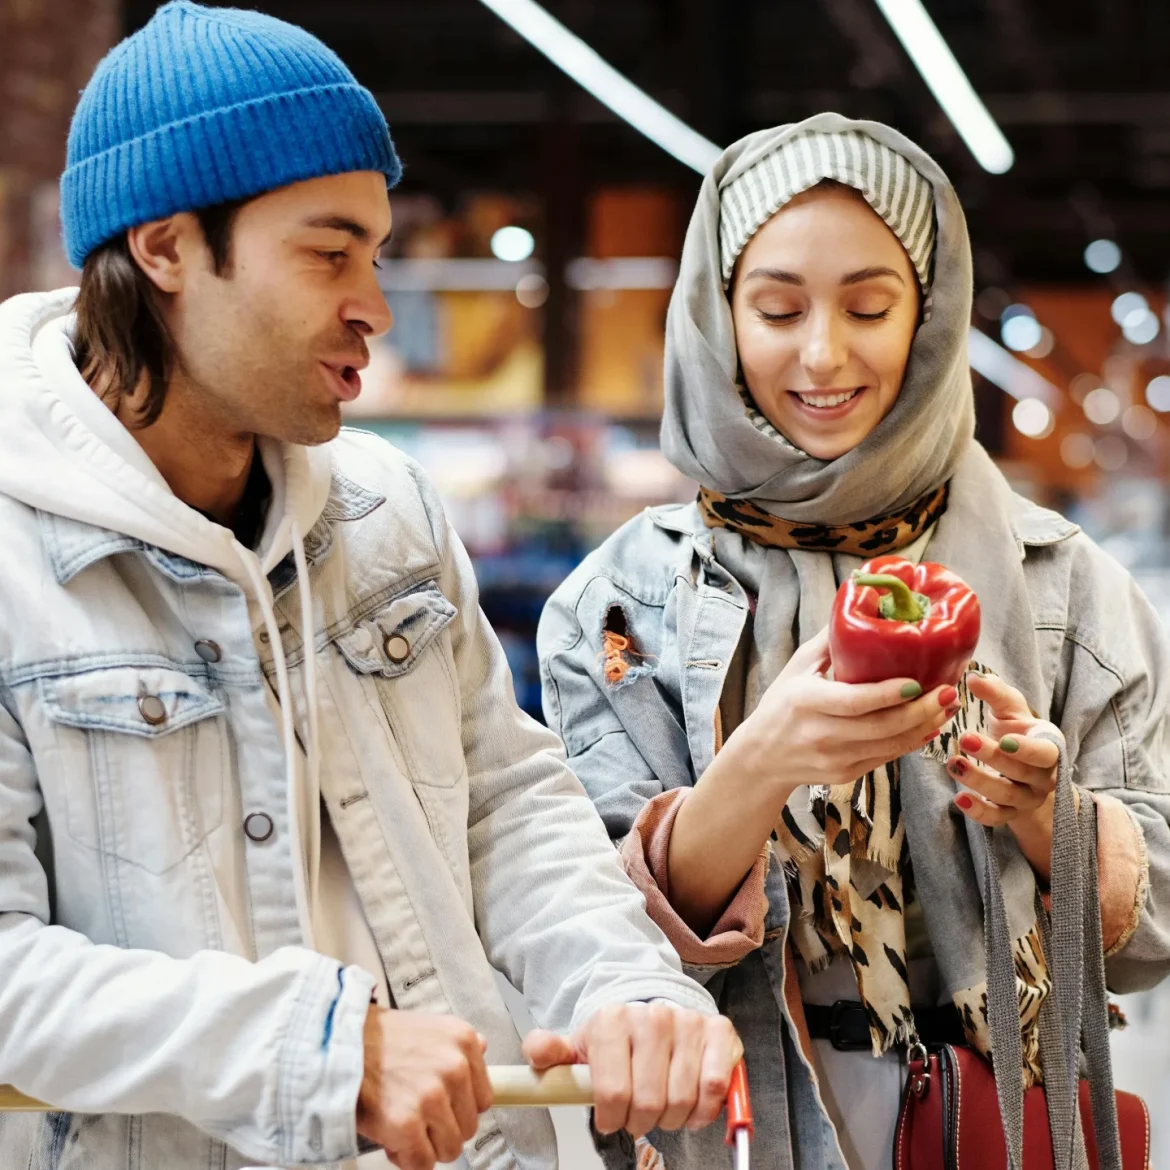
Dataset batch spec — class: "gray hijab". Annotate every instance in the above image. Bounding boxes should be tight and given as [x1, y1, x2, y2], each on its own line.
[661, 111, 975, 526]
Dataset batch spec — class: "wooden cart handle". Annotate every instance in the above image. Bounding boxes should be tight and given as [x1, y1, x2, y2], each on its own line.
[0, 1084, 45, 1111]
[0, 1066, 596, 1113]
[486, 1064, 594, 1107]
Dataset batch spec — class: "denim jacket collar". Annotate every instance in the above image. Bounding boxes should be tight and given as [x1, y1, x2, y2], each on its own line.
[39, 468, 387, 589]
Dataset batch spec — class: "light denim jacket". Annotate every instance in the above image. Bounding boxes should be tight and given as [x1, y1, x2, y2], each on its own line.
[537, 496, 1170, 1170]
[0, 424, 716, 1170]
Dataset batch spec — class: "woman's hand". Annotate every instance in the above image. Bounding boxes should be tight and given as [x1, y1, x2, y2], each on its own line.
[731, 626, 960, 793]
[668, 626, 958, 934]
[946, 672, 1063, 879]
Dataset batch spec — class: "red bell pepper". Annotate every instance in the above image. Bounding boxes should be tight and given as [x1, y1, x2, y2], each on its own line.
[829, 555, 981, 692]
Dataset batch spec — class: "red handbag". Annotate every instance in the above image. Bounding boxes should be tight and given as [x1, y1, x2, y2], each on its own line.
[894, 1045, 1150, 1170]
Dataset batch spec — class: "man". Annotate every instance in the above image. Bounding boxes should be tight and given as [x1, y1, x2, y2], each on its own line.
[0, 5, 739, 1169]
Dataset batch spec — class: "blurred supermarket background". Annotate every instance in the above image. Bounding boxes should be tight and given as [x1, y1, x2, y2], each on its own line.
[5, 0, 1170, 1164]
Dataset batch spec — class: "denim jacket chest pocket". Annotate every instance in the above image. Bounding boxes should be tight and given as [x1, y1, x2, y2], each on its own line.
[39, 665, 227, 875]
[335, 582, 465, 789]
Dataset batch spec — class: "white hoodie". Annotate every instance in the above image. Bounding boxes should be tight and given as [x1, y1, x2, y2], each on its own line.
[1, 287, 384, 999]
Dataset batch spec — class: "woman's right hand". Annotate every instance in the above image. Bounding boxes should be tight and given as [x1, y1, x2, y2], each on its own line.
[729, 626, 959, 793]
[669, 626, 957, 935]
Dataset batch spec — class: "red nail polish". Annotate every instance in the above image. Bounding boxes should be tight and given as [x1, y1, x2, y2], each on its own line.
[956, 794, 973, 810]
[938, 686, 958, 708]
[945, 706, 960, 719]
[923, 730, 940, 744]
[960, 733, 982, 753]
[949, 758, 968, 777]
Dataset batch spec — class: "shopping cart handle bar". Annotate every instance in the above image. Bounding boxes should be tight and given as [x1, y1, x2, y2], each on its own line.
[0, 1068, 596, 1113]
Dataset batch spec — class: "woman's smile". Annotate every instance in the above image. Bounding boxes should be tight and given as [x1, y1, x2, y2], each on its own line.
[790, 386, 868, 420]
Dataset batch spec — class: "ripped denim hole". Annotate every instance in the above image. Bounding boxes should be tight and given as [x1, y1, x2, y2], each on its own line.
[599, 605, 655, 688]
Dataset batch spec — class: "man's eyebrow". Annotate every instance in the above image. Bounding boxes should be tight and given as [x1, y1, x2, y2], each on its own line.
[742, 268, 804, 286]
[301, 215, 392, 249]
[841, 266, 905, 286]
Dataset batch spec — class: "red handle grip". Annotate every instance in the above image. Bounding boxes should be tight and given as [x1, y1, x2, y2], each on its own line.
[724, 1058, 753, 1144]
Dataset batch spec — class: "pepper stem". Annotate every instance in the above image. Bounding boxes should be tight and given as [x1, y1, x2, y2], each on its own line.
[852, 572, 931, 623]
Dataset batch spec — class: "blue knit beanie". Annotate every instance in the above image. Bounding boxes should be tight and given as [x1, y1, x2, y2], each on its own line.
[61, 1, 402, 267]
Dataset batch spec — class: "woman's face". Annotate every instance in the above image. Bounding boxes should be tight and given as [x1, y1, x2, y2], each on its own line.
[730, 182, 921, 461]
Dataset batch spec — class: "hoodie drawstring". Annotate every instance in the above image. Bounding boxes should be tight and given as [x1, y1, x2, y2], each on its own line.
[290, 518, 322, 927]
[238, 519, 321, 950]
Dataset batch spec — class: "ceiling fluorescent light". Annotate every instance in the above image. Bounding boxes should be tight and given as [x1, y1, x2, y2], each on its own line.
[968, 328, 1058, 403]
[873, 0, 1014, 174]
[477, 0, 721, 174]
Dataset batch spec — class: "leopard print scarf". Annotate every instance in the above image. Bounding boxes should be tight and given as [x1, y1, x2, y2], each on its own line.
[772, 665, 1049, 1081]
[703, 485, 1052, 1076]
[698, 481, 949, 556]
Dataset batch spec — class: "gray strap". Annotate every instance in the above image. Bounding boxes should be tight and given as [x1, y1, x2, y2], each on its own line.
[981, 821, 1027, 1170]
[1046, 730, 1086, 1170]
[982, 728, 1117, 1170]
[1079, 795, 1123, 1170]
[1037, 906, 1087, 1170]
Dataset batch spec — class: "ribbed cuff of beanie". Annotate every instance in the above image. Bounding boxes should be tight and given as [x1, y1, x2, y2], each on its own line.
[61, 82, 399, 267]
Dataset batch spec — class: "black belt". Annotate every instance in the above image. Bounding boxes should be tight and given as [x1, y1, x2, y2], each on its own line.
[804, 999, 966, 1052]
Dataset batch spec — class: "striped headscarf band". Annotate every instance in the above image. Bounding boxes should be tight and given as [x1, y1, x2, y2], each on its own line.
[718, 128, 936, 295]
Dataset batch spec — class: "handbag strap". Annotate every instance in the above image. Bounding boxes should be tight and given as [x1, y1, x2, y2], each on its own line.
[1080, 793, 1123, 1170]
[980, 728, 1121, 1170]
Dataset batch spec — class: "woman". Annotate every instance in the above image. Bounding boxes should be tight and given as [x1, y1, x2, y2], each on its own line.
[538, 113, 1168, 1170]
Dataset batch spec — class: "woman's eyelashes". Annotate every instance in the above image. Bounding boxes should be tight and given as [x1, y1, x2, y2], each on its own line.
[753, 304, 895, 325]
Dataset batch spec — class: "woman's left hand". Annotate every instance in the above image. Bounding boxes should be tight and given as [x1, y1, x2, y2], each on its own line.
[946, 673, 1064, 878]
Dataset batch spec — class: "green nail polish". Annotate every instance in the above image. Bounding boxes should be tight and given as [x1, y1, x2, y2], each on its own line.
[1000, 736, 1020, 753]
[900, 682, 923, 700]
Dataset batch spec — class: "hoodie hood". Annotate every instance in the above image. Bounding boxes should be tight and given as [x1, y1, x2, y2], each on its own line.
[0, 288, 333, 584]
[661, 111, 976, 527]
[2, 287, 334, 950]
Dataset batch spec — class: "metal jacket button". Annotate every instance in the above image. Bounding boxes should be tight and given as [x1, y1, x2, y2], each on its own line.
[244, 812, 274, 842]
[194, 639, 222, 663]
[384, 634, 410, 664]
[138, 694, 167, 726]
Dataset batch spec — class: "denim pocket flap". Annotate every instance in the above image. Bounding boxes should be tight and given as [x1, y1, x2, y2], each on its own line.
[41, 665, 224, 738]
[336, 582, 458, 679]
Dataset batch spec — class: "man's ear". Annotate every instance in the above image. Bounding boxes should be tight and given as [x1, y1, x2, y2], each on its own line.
[126, 212, 204, 294]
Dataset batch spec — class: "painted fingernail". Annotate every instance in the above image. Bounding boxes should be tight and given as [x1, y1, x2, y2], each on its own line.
[948, 758, 968, 777]
[1000, 736, 1020, 754]
[901, 681, 923, 700]
[956, 794, 973, 811]
[923, 730, 940, 744]
[960, 733, 982, 753]
[945, 706, 961, 719]
[938, 686, 958, 708]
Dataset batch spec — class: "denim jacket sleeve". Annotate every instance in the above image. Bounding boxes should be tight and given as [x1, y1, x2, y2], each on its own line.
[1046, 535, 1170, 992]
[0, 687, 375, 1166]
[407, 464, 717, 1032]
[537, 567, 769, 986]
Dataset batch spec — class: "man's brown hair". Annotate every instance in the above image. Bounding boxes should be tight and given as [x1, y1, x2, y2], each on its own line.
[72, 199, 249, 428]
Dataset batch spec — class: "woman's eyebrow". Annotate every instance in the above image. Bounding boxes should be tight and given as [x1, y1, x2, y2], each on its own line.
[841, 266, 904, 286]
[742, 267, 804, 286]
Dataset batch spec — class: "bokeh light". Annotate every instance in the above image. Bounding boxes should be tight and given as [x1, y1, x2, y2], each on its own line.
[1084, 239, 1121, 274]
[1060, 433, 1095, 469]
[1083, 386, 1121, 425]
[491, 226, 536, 262]
[1012, 397, 1054, 439]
